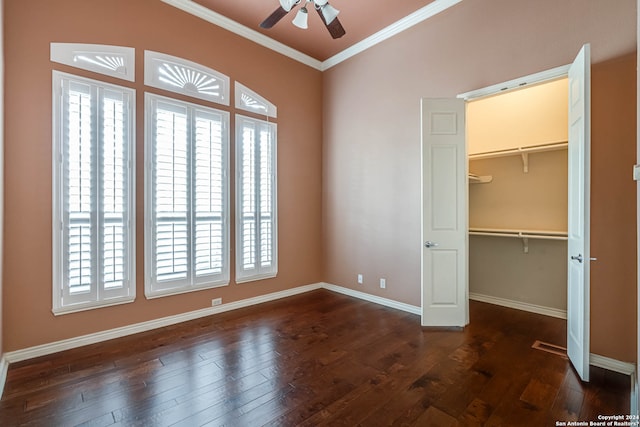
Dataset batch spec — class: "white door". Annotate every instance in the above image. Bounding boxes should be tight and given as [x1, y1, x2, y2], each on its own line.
[421, 98, 468, 327]
[567, 44, 591, 382]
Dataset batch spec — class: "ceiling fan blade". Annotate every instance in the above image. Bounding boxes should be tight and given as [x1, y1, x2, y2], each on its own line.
[260, 6, 289, 29]
[314, 6, 346, 39]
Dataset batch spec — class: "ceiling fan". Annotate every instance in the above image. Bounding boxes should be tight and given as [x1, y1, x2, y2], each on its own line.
[260, 0, 346, 39]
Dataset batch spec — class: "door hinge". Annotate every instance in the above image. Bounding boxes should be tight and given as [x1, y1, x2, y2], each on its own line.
[633, 164, 640, 181]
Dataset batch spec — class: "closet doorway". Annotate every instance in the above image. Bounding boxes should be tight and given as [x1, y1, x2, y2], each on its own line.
[467, 78, 569, 320]
[421, 45, 592, 381]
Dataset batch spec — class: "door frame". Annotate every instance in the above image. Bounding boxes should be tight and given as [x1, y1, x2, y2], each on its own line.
[457, 65, 570, 102]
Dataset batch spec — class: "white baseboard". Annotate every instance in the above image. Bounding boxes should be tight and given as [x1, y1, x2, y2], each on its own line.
[4, 282, 419, 364]
[470, 293, 636, 378]
[5, 282, 323, 364]
[320, 282, 421, 315]
[0, 354, 8, 398]
[590, 353, 636, 376]
[630, 371, 638, 416]
[469, 292, 567, 319]
[2, 282, 634, 404]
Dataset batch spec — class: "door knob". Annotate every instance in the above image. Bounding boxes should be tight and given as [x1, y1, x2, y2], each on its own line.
[571, 254, 583, 263]
[424, 241, 439, 248]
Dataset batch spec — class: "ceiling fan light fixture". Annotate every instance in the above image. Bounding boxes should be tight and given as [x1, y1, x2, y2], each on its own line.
[292, 6, 309, 29]
[320, 3, 340, 25]
[313, 0, 328, 6]
[279, 0, 300, 13]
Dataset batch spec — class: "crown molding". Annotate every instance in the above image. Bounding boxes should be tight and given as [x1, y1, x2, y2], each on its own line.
[161, 0, 463, 71]
[321, 0, 463, 70]
[161, 0, 323, 70]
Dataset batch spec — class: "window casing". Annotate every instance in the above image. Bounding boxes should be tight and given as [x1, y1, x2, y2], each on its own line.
[145, 93, 230, 297]
[52, 71, 135, 314]
[235, 115, 277, 283]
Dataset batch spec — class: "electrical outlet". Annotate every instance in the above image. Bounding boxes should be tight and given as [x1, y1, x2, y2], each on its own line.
[380, 278, 386, 289]
[212, 298, 222, 306]
[357, 274, 363, 284]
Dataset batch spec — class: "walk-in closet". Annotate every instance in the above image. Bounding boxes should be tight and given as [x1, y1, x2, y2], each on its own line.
[467, 78, 569, 318]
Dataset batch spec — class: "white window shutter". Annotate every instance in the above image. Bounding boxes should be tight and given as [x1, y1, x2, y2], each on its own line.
[236, 115, 277, 283]
[53, 71, 135, 315]
[193, 110, 226, 280]
[145, 94, 229, 298]
[102, 90, 128, 291]
[64, 80, 95, 300]
[153, 102, 190, 287]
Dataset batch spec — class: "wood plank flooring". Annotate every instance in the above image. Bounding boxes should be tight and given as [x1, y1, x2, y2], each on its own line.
[0, 290, 630, 426]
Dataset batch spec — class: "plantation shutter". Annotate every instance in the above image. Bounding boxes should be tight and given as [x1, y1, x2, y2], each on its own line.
[193, 110, 226, 282]
[102, 89, 130, 293]
[146, 94, 229, 297]
[152, 101, 190, 288]
[236, 115, 277, 282]
[63, 80, 97, 304]
[54, 72, 135, 313]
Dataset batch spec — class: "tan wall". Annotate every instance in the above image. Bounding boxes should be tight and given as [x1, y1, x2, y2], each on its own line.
[469, 151, 568, 232]
[470, 237, 568, 311]
[323, 0, 637, 362]
[467, 79, 569, 155]
[590, 53, 638, 360]
[3, 0, 323, 351]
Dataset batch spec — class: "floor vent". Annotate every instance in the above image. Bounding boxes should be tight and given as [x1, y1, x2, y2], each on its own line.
[532, 340, 568, 358]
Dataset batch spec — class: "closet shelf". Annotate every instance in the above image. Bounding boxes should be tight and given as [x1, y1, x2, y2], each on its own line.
[468, 141, 568, 173]
[469, 227, 567, 253]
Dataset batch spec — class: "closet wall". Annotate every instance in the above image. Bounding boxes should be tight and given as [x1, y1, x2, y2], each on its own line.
[468, 78, 569, 315]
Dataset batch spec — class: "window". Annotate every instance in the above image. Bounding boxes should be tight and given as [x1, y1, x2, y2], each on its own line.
[52, 71, 135, 314]
[145, 94, 229, 297]
[235, 82, 277, 118]
[50, 43, 135, 82]
[235, 115, 277, 282]
[144, 51, 229, 105]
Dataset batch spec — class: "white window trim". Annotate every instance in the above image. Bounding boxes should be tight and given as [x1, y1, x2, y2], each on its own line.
[144, 93, 230, 299]
[144, 50, 230, 106]
[52, 71, 136, 315]
[235, 82, 277, 118]
[235, 114, 278, 283]
[50, 43, 135, 82]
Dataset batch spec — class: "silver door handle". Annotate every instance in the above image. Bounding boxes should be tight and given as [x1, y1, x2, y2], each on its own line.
[571, 254, 583, 263]
[424, 241, 439, 248]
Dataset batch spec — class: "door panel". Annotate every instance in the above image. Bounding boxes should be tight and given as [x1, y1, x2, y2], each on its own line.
[567, 44, 591, 382]
[421, 98, 468, 327]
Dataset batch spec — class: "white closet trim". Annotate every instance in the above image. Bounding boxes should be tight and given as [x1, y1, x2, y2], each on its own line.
[458, 65, 570, 101]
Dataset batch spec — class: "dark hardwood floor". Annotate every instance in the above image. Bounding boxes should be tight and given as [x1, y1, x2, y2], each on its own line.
[0, 290, 630, 426]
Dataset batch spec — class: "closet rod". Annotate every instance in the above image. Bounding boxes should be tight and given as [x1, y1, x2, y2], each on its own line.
[469, 227, 567, 253]
[469, 231, 568, 241]
[468, 141, 568, 161]
[469, 227, 567, 238]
